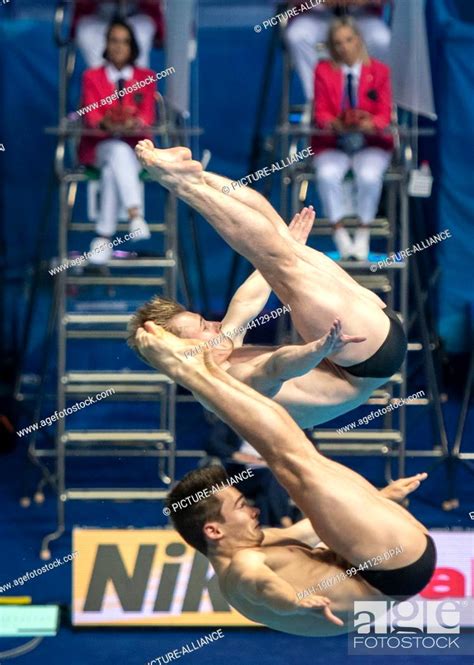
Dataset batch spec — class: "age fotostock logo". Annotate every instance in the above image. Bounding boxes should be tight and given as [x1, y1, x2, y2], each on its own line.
[350, 599, 473, 655]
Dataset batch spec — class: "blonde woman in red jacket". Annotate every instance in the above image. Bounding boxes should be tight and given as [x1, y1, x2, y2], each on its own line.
[78, 19, 156, 264]
[312, 17, 394, 260]
[285, 1, 391, 102]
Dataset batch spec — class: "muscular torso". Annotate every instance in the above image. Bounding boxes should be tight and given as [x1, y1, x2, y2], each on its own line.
[218, 534, 384, 637]
[223, 345, 381, 428]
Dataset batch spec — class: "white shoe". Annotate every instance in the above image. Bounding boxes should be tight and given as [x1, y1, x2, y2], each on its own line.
[333, 226, 353, 259]
[301, 101, 312, 127]
[129, 216, 151, 241]
[352, 227, 370, 261]
[88, 236, 113, 265]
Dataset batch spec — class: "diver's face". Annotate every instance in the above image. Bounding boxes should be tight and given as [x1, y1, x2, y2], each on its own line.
[169, 311, 222, 341]
[209, 489, 263, 548]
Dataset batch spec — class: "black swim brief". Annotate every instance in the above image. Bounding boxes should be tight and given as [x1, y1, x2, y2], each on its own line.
[341, 307, 407, 379]
[357, 535, 437, 600]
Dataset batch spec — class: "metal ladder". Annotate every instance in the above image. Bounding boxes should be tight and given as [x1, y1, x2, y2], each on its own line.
[38, 149, 179, 559]
[27, 1, 184, 558]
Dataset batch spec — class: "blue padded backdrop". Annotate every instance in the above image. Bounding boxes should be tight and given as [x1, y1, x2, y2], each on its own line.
[427, 0, 474, 352]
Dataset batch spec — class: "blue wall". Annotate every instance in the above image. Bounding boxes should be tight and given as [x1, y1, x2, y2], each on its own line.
[428, 0, 474, 351]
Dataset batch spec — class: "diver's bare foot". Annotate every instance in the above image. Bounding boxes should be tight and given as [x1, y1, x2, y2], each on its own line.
[135, 321, 206, 385]
[136, 140, 192, 162]
[380, 473, 428, 503]
[135, 142, 202, 190]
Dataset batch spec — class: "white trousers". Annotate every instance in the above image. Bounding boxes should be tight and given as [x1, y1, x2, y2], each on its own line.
[76, 14, 156, 68]
[95, 140, 143, 237]
[285, 14, 391, 100]
[314, 148, 392, 224]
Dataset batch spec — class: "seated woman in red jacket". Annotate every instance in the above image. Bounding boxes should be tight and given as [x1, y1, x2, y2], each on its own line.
[73, 0, 164, 68]
[78, 19, 156, 264]
[312, 17, 394, 260]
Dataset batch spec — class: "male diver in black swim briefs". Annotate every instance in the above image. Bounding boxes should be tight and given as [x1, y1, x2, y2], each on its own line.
[128, 142, 407, 429]
[133, 324, 436, 637]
